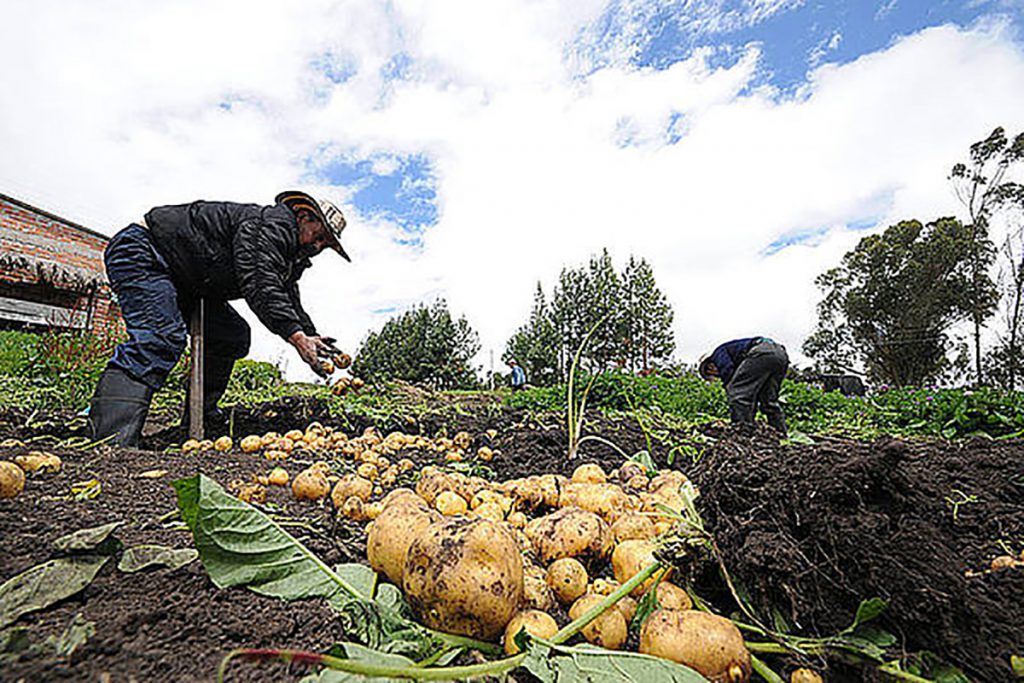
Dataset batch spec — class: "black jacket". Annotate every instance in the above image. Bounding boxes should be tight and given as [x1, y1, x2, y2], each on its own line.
[144, 200, 316, 340]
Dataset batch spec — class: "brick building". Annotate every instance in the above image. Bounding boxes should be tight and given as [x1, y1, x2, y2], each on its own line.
[0, 192, 120, 335]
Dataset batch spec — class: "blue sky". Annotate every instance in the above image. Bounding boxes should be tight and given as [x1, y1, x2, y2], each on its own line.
[314, 1, 1024, 248]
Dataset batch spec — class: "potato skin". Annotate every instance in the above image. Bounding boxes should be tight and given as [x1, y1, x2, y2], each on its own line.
[612, 539, 671, 597]
[0, 461, 26, 499]
[503, 609, 558, 655]
[640, 609, 751, 683]
[610, 513, 657, 544]
[568, 593, 627, 650]
[656, 582, 693, 611]
[546, 557, 588, 604]
[367, 500, 439, 586]
[403, 517, 524, 641]
[525, 507, 611, 564]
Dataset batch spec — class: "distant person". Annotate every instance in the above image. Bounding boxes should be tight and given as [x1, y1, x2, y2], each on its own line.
[699, 336, 788, 435]
[88, 191, 350, 447]
[508, 359, 526, 392]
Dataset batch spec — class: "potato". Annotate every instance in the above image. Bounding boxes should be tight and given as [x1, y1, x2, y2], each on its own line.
[591, 578, 620, 596]
[538, 474, 561, 508]
[333, 352, 352, 369]
[649, 471, 688, 492]
[611, 513, 657, 543]
[990, 555, 1016, 570]
[617, 595, 638, 622]
[267, 467, 289, 486]
[235, 482, 266, 504]
[181, 439, 201, 453]
[367, 500, 440, 586]
[507, 511, 528, 529]
[656, 582, 692, 611]
[453, 431, 472, 450]
[563, 483, 631, 522]
[790, 669, 824, 683]
[0, 461, 26, 498]
[436, 490, 469, 516]
[639, 609, 751, 683]
[357, 462, 379, 480]
[572, 463, 607, 485]
[261, 432, 281, 446]
[341, 495, 366, 521]
[292, 468, 330, 501]
[473, 501, 506, 521]
[404, 517, 524, 641]
[381, 487, 422, 508]
[264, 449, 289, 461]
[211, 436, 231, 451]
[612, 540, 671, 597]
[240, 435, 263, 453]
[525, 507, 611, 563]
[546, 557, 588, 604]
[364, 501, 384, 520]
[625, 473, 649, 492]
[285, 429, 304, 441]
[14, 451, 61, 474]
[568, 593, 627, 650]
[618, 461, 646, 483]
[522, 572, 557, 612]
[416, 468, 458, 505]
[477, 446, 494, 461]
[332, 474, 373, 507]
[503, 610, 558, 655]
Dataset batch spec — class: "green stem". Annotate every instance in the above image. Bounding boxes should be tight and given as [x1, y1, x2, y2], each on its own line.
[551, 560, 663, 644]
[876, 664, 937, 683]
[750, 654, 786, 683]
[217, 647, 525, 683]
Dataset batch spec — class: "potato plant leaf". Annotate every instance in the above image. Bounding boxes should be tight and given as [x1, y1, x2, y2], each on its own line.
[0, 556, 109, 628]
[118, 545, 199, 573]
[1011, 654, 1023, 678]
[46, 613, 94, 657]
[52, 522, 122, 554]
[173, 474, 363, 601]
[174, 475, 442, 659]
[522, 641, 710, 682]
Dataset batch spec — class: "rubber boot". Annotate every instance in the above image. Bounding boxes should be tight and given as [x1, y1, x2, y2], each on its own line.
[181, 356, 236, 436]
[88, 366, 154, 447]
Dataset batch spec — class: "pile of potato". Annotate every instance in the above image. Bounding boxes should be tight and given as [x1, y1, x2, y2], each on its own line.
[0, 448, 63, 499]
[357, 454, 753, 682]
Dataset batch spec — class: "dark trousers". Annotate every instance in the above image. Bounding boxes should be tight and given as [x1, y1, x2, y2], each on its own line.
[104, 225, 250, 396]
[725, 341, 788, 434]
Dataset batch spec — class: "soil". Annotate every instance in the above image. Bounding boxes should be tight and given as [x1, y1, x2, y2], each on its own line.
[1, 398, 1022, 682]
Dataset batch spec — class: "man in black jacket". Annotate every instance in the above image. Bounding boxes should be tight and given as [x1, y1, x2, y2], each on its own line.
[698, 336, 788, 435]
[88, 191, 349, 446]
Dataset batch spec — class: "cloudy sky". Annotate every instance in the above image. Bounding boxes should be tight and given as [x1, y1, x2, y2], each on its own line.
[3, 0, 1024, 380]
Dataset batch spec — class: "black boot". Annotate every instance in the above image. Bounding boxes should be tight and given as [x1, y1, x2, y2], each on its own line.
[88, 366, 154, 447]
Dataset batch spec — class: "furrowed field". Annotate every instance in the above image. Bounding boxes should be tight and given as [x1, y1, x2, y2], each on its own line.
[1, 329, 1022, 683]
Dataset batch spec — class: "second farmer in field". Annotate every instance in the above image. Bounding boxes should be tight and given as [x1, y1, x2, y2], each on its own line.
[699, 336, 789, 435]
[87, 191, 350, 446]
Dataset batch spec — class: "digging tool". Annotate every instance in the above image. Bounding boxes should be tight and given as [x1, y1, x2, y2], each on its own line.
[189, 300, 204, 440]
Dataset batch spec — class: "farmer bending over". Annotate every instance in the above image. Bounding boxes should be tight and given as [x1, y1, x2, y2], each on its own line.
[508, 358, 526, 392]
[699, 336, 788, 435]
[88, 191, 350, 446]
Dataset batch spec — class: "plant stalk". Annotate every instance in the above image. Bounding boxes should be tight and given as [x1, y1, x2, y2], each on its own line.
[550, 560, 663, 644]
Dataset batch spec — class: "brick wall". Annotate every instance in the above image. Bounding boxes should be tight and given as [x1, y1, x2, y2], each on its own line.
[0, 192, 121, 335]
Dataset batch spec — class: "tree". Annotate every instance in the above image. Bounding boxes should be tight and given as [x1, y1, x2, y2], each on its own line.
[504, 283, 560, 386]
[804, 218, 982, 386]
[508, 251, 676, 381]
[354, 299, 480, 390]
[949, 126, 1023, 384]
[622, 256, 675, 372]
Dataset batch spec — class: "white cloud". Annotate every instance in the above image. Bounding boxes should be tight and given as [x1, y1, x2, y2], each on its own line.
[2, 2, 1024, 381]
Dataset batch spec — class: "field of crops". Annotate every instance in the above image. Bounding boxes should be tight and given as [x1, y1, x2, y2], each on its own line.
[1, 346, 1023, 682]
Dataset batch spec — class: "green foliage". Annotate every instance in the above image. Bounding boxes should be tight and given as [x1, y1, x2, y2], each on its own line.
[354, 299, 481, 390]
[510, 371, 1024, 439]
[805, 218, 994, 386]
[507, 250, 675, 385]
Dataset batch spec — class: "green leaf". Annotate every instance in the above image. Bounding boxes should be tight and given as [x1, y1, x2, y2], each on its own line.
[173, 474, 362, 602]
[848, 598, 887, 630]
[0, 556, 109, 628]
[522, 641, 709, 682]
[46, 613, 94, 657]
[1011, 654, 1024, 678]
[784, 432, 815, 445]
[118, 545, 199, 573]
[52, 522, 122, 554]
[174, 474, 442, 659]
[629, 585, 661, 633]
[333, 563, 377, 601]
[628, 450, 658, 475]
[0, 626, 32, 664]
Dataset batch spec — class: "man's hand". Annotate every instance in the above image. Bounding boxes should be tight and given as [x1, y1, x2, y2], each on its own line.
[288, 331, 334, 377]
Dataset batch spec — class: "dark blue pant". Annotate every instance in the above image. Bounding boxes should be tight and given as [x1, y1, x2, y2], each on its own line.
[726, 341, 788, 433]
[104, 224, 250, 390]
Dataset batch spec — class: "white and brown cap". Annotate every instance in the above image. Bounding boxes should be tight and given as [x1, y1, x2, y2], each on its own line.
[276, 190, 350, 261]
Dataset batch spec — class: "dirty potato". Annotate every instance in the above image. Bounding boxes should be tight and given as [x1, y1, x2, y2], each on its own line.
[568, 593, 627, 650]
[367, 500, 440, 586]
[503, 609, 558, 655]
[525, 507, 611, 564]
[639, 609, 751, 683]
[403, 517, 524, 641]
